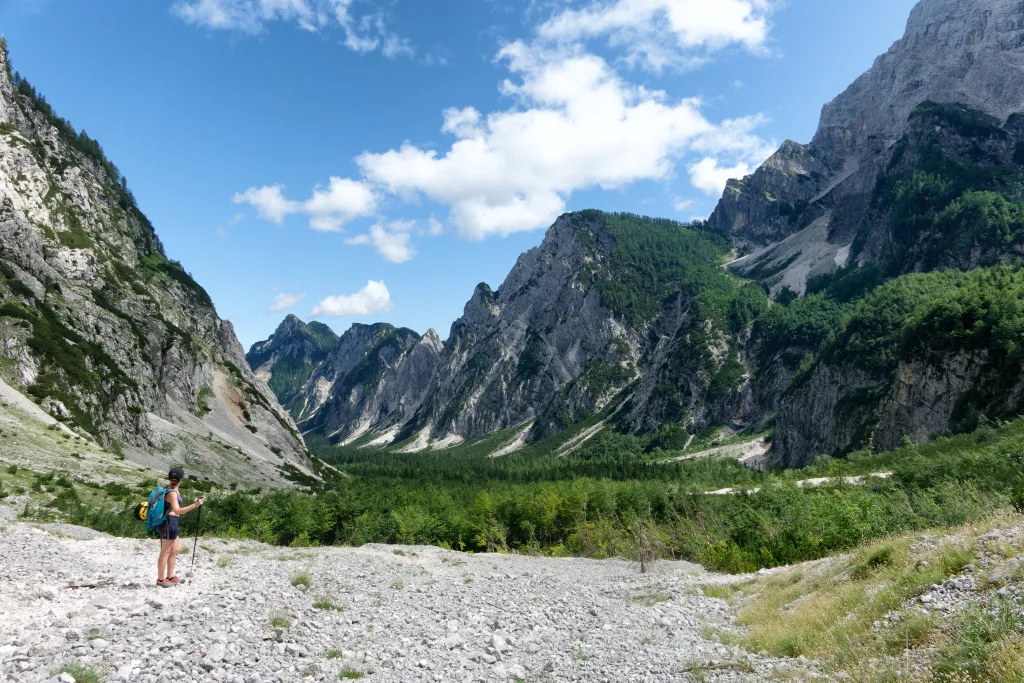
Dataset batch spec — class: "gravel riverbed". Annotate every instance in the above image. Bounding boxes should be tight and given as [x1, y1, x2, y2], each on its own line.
[0, 503, 812, 682]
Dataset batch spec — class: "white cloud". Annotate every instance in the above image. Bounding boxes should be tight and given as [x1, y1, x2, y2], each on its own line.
[268, 292, 307, 311]
[311, 280, 394, 317]
[172, 0, 412, 59]
[345, 221, 417, 263]
[426, 216, 444, 236]
[356, 42, 773, 239]
[537, 0, 777, 71]
[304, 177, 379, 231]
[234, 177, 377, 231]
[672, 197, 695, 212]
[688, 157, 753, 196]
[233, 185, 298, 224]
[228, 2, 777, 241]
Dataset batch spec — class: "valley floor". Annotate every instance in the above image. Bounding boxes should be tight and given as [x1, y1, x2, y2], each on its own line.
[0, 499, 813, 683]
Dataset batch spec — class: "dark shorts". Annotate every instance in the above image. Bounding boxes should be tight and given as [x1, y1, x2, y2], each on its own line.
[158, 516, 180, 541]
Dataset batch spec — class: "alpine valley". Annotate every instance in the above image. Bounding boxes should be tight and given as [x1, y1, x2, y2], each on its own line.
[10, 2, 1024, 681]
[253, 0, 1024, 469]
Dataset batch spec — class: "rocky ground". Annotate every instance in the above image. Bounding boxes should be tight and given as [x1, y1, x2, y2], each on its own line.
[0, 500, 815, 683]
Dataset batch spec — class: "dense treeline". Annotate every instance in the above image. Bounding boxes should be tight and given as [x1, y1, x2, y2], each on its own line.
[872, 101, 1024, 272]
[35, 417, 1024, 574]
[756, 263, 1024, 392]
[582, 212, 762, 330]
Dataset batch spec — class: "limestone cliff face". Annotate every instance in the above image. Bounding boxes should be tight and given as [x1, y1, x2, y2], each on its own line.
[0, 45, 309, 485]
[294, 324, 443, 444]
[709, 0, 1024, 295]
[246, 315, 338, 410]
[406, 214, 643, 443]
[776, 349, 1024, 468]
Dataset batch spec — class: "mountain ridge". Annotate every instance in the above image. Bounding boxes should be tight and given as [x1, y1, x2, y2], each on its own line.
[253, 0, 1024, 468]
[0, 42, 312, 486]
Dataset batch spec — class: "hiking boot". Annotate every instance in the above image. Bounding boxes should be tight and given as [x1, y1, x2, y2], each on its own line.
[156, 579, 171, 588]
[167, 576, 181, 585]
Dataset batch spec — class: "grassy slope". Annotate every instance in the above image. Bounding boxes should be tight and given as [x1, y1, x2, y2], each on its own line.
[707, 513, 1024, 681]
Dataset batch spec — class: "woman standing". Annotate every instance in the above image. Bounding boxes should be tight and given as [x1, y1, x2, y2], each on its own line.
[156, 466, 204, 587]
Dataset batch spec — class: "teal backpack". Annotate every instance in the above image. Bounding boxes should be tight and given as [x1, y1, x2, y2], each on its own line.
[140, 485, 171, 533]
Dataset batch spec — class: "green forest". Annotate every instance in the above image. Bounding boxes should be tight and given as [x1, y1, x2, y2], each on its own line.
[22, 412, 1024, 575]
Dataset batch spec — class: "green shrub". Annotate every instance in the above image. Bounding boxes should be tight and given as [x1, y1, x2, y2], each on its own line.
[290, 570, 311, 588]
[56, 662, 103, 683]
[312, 597, 343, 611]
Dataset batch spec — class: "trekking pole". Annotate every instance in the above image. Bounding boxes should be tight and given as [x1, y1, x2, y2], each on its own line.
[189, 503, 202, 583]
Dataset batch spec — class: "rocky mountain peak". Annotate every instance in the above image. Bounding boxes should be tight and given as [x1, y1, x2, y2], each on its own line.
[709, 0, 1024, 293]
[421, 328, 443, 351]
[818, 0, 1024, 152]
[276, 313, 304, 332]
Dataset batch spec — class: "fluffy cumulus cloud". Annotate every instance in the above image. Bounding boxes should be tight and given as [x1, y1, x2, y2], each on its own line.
[537, 0, 777, 71]
[230, 0, 778, 249]
[172, 0, 411, 58]
[233, 177, 377, 231]
[356, 42, 773, 239]
[688, 157, 752, 196]
[345, 220, 417, 263]
[311, 280, 394, 317]
[268, 292, 307, 311]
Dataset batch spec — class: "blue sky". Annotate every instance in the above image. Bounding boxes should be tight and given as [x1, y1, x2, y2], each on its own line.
[2, 0, 917, 348]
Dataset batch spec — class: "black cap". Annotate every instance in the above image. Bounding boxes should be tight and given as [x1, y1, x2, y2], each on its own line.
[168, 467, 185, 481]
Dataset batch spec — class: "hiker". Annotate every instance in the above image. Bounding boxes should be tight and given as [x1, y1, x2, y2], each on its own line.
[155, 467, 204, 588]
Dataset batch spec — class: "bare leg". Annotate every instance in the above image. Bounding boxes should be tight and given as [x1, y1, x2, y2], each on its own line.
[157, 539, 171, 581]
[168, 537, 180, 579]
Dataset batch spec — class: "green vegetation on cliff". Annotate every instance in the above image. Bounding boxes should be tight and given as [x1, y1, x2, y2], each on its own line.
[245, 317, 339, 408]
[581, 211, 754, 330]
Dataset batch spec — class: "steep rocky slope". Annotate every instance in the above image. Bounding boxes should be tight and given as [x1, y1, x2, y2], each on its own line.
[246, 314, 338, 411]
[259, 212, 758, 450]
[710, 0, 1024, 295]
[0, 44, 310, 485]
[292, 323, 444, 444]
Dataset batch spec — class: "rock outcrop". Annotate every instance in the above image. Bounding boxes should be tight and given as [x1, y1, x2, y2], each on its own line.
[710, 0, 1024, 295]
[405, 213, 643, 445]
[293, 323, 444, 444]
[246, 315, 338, 410]
[0, 44, 310, 485]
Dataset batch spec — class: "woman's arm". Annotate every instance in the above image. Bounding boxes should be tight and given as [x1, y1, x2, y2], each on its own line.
[166, 492, 205, 514]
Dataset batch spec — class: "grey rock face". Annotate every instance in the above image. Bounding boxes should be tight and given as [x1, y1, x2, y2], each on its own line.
[818, 0, 1024, 152]
[407, 214, 643, 443]
[709, 0, 1024, 289]
[246, 315, 338, 409]
[0, 45, 309, 485]
[295, 324, 444, 444]
[775, 350, 1024, 468]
